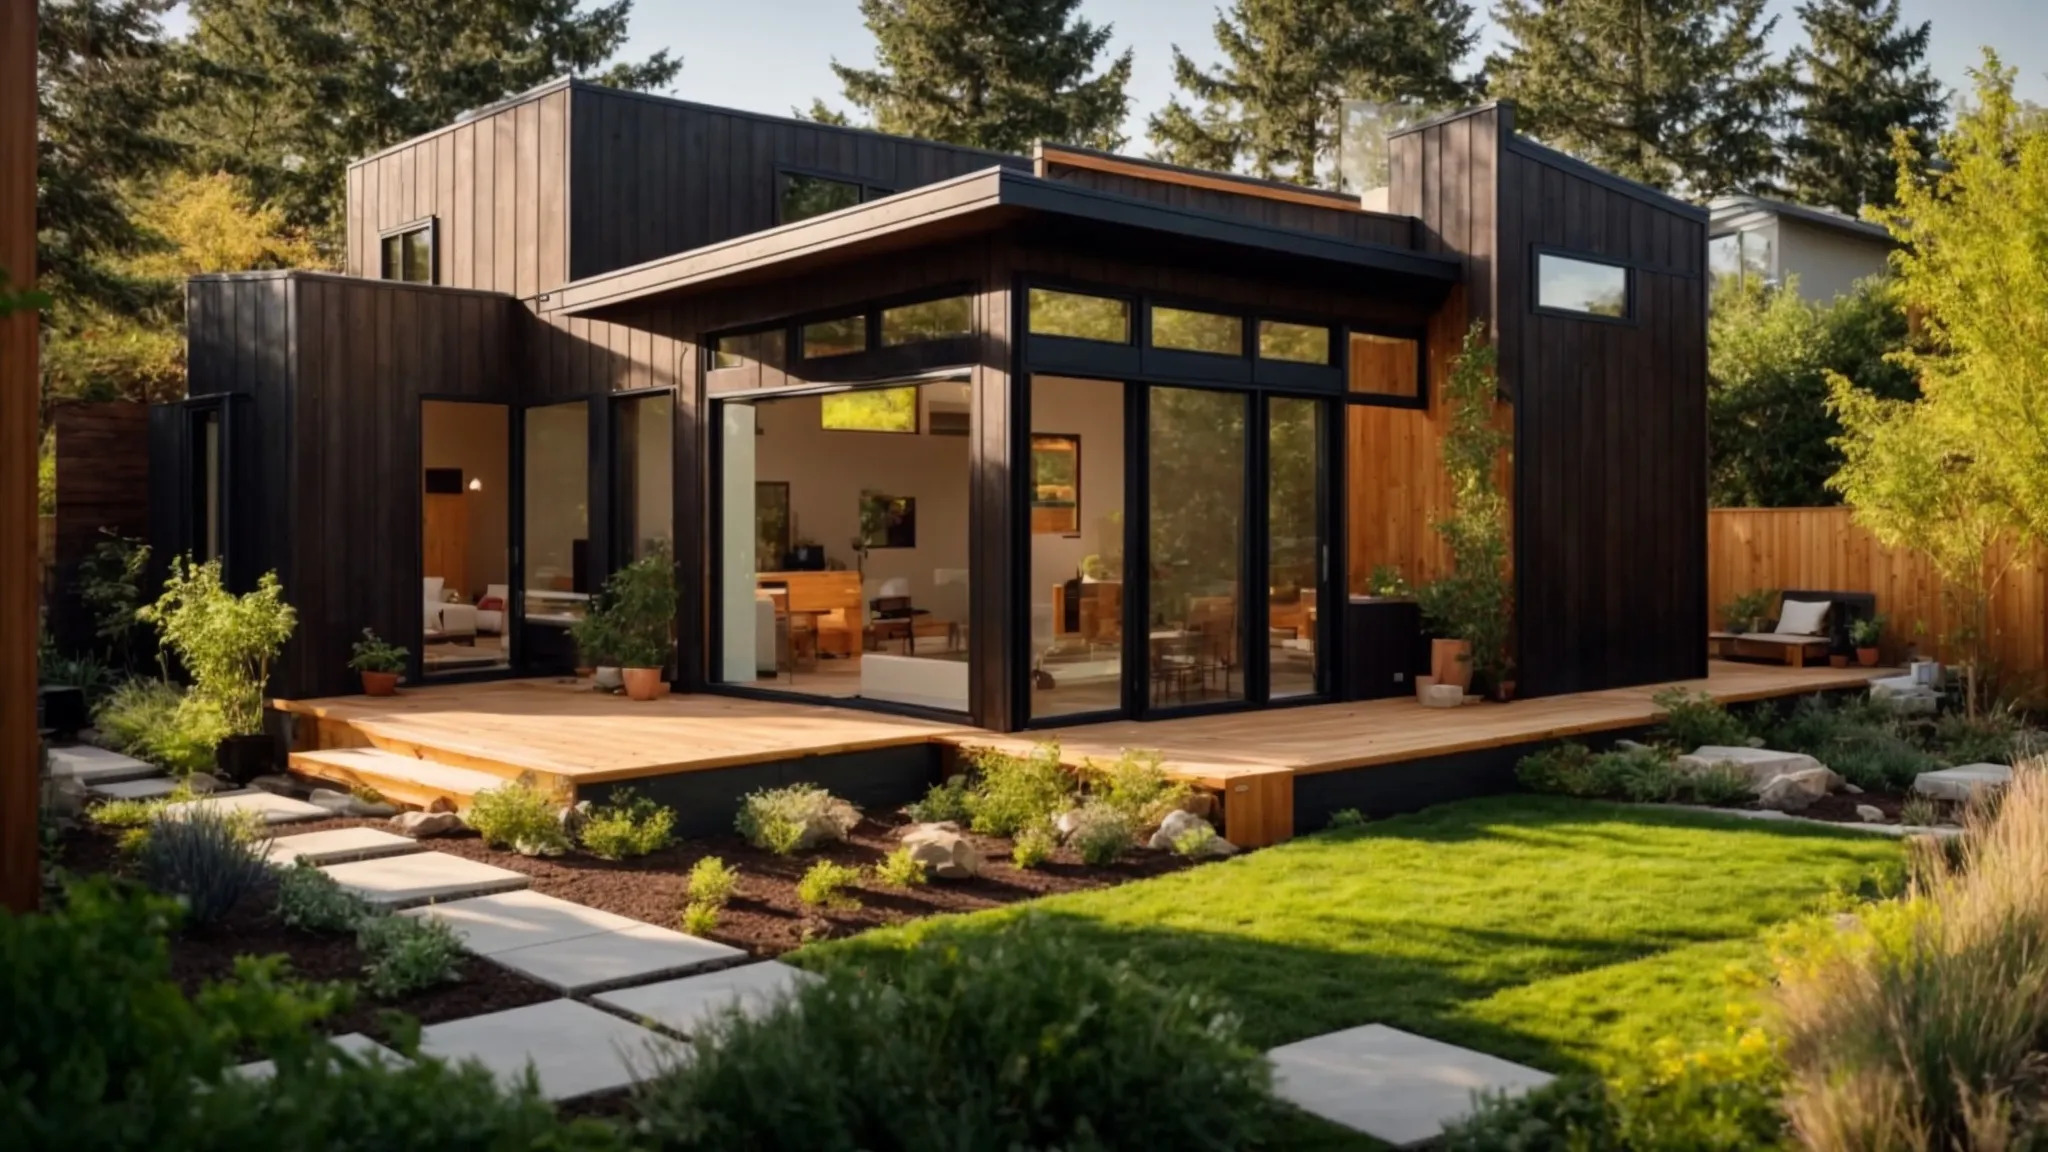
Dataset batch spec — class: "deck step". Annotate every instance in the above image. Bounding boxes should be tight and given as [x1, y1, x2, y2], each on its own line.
[290, 747, 514, 811]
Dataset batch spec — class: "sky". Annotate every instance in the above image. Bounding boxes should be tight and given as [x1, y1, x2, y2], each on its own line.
[614, 0, 2048, 149]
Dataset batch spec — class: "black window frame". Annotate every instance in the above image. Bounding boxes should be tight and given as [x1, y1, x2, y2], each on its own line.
[783, 283, 981, 378]
[378, 217, 438, 284]
[774, 167, 896, 227]
[1532, 247, 1635, 325]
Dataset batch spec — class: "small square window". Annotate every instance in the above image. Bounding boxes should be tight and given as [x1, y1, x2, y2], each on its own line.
[1537, 253, 1630, 318]
[881, 295, 972, 345]
[713, 329, 783, 371]
[379, 223, 434, 283]
[1028, 288, 1131, 343]
[801, 315, 867, 359]
[1258, 320, 1330, 365]
[1348, 332, 1420, 400]
[1151, 306, 1243, 356]
[780, 173, 864, 224]
[821, 387, 918, 433]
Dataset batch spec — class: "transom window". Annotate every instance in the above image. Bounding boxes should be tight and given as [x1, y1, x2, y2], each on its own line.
[882, 295, 972, 345]
[1028, 288, 1131, 343]
[379, 222, 435, 284]
[713, 329, 783, 370]
[821, 387, 918, 433]
[801, 315, 867, 359]
[779, 172, 893, 225]
[1258, 320, 1331, 365]
[1150, 306, 1242, 356]
[1537, 253, 1630, 318]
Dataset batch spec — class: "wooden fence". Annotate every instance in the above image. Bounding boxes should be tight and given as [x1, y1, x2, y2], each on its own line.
[1707, 506, 2048, 686]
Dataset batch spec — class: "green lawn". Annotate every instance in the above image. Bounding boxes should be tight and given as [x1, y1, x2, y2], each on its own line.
[799, 796, 1902, 1145]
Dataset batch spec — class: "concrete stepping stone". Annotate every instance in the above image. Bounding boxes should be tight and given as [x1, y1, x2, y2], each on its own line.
[321, 852, 528, 909]
[402, 890, 641, 957]
[48, 745, 160, 785]
[1267, 1024, 1554, 1147]
[232, 1032, 407, 1081]
[162, 789, 330, 826]
[265, 827, 424, 868]
[487, 923, 746, 994]
[1913, 763, 2012, 802]
[89, 776, 181, 801]
[594, 961, 814, 1037]
[418, 998, 682, 1101]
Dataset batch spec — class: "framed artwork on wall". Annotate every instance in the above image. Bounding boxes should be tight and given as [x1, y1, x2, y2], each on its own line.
[859, 490, 917, 548]
[1030, 433, 1080, 535]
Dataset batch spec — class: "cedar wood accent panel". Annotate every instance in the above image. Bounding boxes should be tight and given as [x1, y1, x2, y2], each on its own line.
[48, 403, 150, 653]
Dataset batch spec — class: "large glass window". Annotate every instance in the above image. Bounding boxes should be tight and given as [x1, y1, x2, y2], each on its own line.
[614, 393, 673, 563]
[380, 224, 434, 283]
[522, 401, 590, 666]
[1257, 320, 1331, 364]
[1151, 306, 1242, 355]
[1537, 253, 1630, 317]
[1739, 231, 1772, 287]
[821, 387, 918, 433]
[1149, 386, 1246, 706]
[1029, 288, 1131, 343]
[1029, 375, 1125, 720]
[713, 328, 783, 371]
[882, 295, 972, 345]
[422, 400, 510, 676]
[801, 315, 867, 359]
[1267, 397, 1321, 699]
[1348, 331, 1420, 400]
[1708, 233, 1741, 286]
[193, 408, 222, 564]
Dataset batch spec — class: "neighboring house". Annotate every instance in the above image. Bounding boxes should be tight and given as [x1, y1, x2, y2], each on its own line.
[150, 85, 1707, 731]
[1707, 194, 1896, 301]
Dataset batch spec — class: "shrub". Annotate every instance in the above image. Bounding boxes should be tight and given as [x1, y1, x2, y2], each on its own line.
[1325, 807, 1367, 830]
[90, 794, 168, 830]
[1613, 747, 1685, 803]
[356, 913, 463, 1000]
[1516, 742, 1616, 797]
[346, 628, 408, 674]
[1899, 794, 1941, 827]
[39, 650, 117, 707]
[680, 901, 721, 937]
[75, 528, 152, 662]
[1683, 762, 1754, 807]
[94, 678, 226, 776]
[633, 915, 1278, 1149]
[464, 774, 568, 857]
[736, 783, 856, 855]
[1930, 709, 2023, 766]
[795, 861, 864, 911]
[1067, 801, 1134, 866]
[1442, 1075, 1617, 1151]
[578, 788, 675, 860]
[275, 863, 370, 933]
[1083, 749, 1188, 827]
[1168, 826, 1218, 857]
[1828, 728, 1938, 792]
[965, 742, 1076, 838]
[140, 557, 296, 736]
[1651, 687, 1750, 749]
[135, 808, 274, 928]
[873, 847, 927, 888]
[582, 539, 678, 669]
[1010, 823, 1056, 869]
[905, 774, 973, 824]
[687, 856, 739, 907]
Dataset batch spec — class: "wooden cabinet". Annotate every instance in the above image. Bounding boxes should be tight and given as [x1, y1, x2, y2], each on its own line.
[423, 492, 470, 600]
[757, 570, 862, 658]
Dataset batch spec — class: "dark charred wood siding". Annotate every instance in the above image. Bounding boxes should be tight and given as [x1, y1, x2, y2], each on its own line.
[1040, 164, 1416, 250]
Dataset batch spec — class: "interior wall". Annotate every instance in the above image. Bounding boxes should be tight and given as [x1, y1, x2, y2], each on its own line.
[524, 401, 589, 593]
[1027, 375, 1126, 638]
[751, 387, 971, 624]
[421, 401, 510, 598]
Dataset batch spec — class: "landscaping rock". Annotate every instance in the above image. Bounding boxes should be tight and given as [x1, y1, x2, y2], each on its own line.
[1176, 792, 1216, 820]
[1855, 804, 1886, 823]
[45, 745, 158, 785]
[183, 772, 226, 795]
[1756, 768, 1838, 813]
[1870, 675, 1939, 716]
[900, 822, 983, 879]
[1054, 808, 1084, 840]
[391, 810, 463, 837]
[1676, 746, 1828, 789]
[308, 787, 398, 818]
[557, 801, 593, 837]
[1148, 809, 1235, 857]
[796, 798, 862, 850]
[1843, 782, 1865, 794]
[43, 774, 88, 821]
[427, 796, 458, 814]
[1913, 763, 2013, 803]
[248, 774, 303, 796]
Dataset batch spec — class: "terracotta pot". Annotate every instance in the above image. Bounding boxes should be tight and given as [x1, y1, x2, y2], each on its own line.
[1414, 674, 1437, 702]
[1429, 638, 1473, 691]
[360, 670, 400, 697]
[1856, 647, 1879, 667]
[621, 666, 664, 701]
[574, 666, 596, 678]
[1829, 653, 1850, 668]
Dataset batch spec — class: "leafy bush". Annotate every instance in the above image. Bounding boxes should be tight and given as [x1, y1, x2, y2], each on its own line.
[464, 775, 568, 857]
[135, 808, 273, 928]
[1168, 827, 1219, 857]
[140, 557, 296, 735]
[579, 539, 678, 668]
[1326, 807, 1367, 830]
[1828, 728, 1938, 792]
[795, 861, 864, 911]
[356, 913, 463, 1000]
[904, 773, 973, 823]
[1614, 748, 1685, 803]
[1083, 749, 1188, 827]
[1930, 709, 2022, 766]
[94, 678, 227, 775]
[275, 863, 370, 932]
[1010, 823, 1056, 869]
[1686, 762, 1754, 807]
[964, 742, 1075, 837]
[873, 847, 927, 888]
[1067, 801, 1134, 866]
[687, 856, 739, 907]
[89, 794, 168, 830]
[1516, 742, 1613, 797]
[1651, 687, 1751, 750]
[1441, 1074, 1617, 1151]
[680, 901, 721, 936]
[39, 650, 117, 707]
[1899, 795, 1941, 827]
[1719, 587, 1778, 633]
[633, 916, 1277, 1149]
[346, 627, 408, 673]
[578, 788, 675, 860]
[736, 783, 856, 855]
[75, 528, 152, 661]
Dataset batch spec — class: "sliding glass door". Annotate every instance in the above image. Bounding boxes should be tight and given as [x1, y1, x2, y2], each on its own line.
[1146, 386, 1248, 708]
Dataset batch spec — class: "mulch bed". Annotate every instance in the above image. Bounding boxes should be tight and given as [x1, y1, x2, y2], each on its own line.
[1798, 792, 1908, 825]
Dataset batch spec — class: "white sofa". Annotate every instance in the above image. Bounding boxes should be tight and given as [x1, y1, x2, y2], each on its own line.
[423, 577, 477, 640]
[860, 653, 969, 711]
[475, 583, 509, 634]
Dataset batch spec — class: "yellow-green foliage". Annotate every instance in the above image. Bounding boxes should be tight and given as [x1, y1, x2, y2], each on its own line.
[680, 901, 720, 936]
[139, 558, 296, 735]
[464, 775, 568, 856]
[796, 861, 864, 911]
[578, 789, 674, 861]
[687, 856, 739, 907]
[1010, 824, 1056, 869]
[873, 847, 927, 888]
[965, 742, 1075, 837]
[1083, 750, 1188, 826]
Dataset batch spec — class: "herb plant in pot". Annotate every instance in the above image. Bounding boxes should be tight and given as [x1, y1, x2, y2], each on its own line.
[139, 557, 297, 784]
[348, 628, 408, 696]
[1416, 325, 1513, 700]
[1851, 614, 1884, 667]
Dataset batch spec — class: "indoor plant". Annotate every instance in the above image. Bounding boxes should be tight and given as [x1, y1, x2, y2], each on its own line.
[1851, 614, 1885, 666]
[569, 608, 618, 685]
[139, 557, 297, 782]
[347, 628, 408, 696]
[591, 540, 679, 702]
[1417, 325, 1513, 698]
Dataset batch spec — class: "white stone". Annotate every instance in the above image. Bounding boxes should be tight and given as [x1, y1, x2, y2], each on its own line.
[487, 922, 745, 994]
[232, 1033, 406, 1081]
[89, 776, 181, 801]
[391, 810, 463, 837]
[900, 823, 982, 879]
[1870, 676, 1940, 716]
[320, 852, 528, 909]
[1855, 804, 1886, 823]
[1913, 763, 2013, 803]
[161, 789, 331, 826]
[183, 772, 226, 795]
[1756, 767, 1838, 813]
[402, 890, 641, 956]
[1676, 746, 1826, 789]
[593, 961, 815, 1038]
[264, 827, 422, 868]
[46, 745, 159, 785]
[1148, 809, 1215, 851]
[1267, 1024, 1555, 1147]
[1843, 783, 1865, 794]
[418, 999, 682, 1101]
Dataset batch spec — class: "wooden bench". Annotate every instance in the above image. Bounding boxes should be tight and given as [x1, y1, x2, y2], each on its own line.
[1725, 632, 1832, 668]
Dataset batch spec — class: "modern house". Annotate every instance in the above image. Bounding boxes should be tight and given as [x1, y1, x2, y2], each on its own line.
[1707, 194, 1895, 301]
[152, 80, 1708, 742]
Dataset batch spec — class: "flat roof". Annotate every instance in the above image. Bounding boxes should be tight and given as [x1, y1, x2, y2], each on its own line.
[541, 166, 1459, 318]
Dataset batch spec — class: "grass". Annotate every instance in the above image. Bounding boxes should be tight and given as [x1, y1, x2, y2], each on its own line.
[799, 795, 1902, 1147]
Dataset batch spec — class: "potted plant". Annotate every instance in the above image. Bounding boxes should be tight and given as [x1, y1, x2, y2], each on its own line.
[139, 557, 297, 783]
[1851, 615, 1885, 666]
[1365, 564, 1411, 599]
[1721, 588, 1776, 634]
[591, 540, 679, 702]
[1417, 326, 1512, 698]
[569, 608, 621, 690]
[348, 628, 408, 696]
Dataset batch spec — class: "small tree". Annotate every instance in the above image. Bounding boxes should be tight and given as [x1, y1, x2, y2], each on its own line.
[1418, 324, 1513, 688]
[140, 558, 297, 735]
[585, 539, 678, 670]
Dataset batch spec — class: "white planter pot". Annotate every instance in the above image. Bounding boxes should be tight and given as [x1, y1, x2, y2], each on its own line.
[1909, 659, 1941, 688]
[594, 666, 623, 690]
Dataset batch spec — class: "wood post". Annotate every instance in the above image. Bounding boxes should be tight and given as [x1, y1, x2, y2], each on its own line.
[1, 0, 40, 913]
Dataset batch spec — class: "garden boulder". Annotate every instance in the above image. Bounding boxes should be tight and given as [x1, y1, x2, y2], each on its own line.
[309, 787, 398, 818]
[1912, 763, 2012, 803]
[1756, 768, 1838, 813]
[898, 822, 982, 879]
[1675, 746, 1828, 789]
[1855, 804, 1886, 823]
[796, 798, 863, 850]
[1148, 809, 1237, 857]
[1054, 808, 1084, 841]
[391, 810, 463, 837]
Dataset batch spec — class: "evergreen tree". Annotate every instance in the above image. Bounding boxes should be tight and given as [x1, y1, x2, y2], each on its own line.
[821, 0, 1133, 153]
[176, 0, 679, 254]
[1784, 0, 1946, 214]
[1486, 0, 1788, 195]
[1148, 0, 1478, 186]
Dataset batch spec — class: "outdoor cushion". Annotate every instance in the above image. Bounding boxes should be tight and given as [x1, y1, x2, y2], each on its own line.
[1774, 598, 1829, 636]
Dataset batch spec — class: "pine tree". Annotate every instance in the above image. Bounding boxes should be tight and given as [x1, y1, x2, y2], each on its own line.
[822, 0, 1133, 153]
[1147, 0, 1478, 186]
[1487, 0, 1788, 195]
[176, 0, 679, 255]
[1784, 0, 1946, 214]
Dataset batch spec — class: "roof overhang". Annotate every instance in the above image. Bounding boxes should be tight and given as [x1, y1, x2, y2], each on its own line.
[540, 166, 1459, 319]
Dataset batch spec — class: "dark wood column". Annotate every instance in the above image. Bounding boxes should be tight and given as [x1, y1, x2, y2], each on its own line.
[1, 0, 40, 912]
